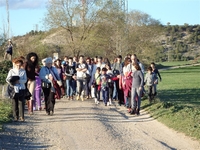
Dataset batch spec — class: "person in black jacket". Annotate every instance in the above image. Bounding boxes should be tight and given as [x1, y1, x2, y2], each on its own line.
[65, 57, 76, 100]
[24, 52, 39, 115]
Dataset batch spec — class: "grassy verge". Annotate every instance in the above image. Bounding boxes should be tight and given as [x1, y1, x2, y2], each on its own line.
[0, 99, 12, 130]
[156, 60, 200, 69]
[141, 65, 200, 140]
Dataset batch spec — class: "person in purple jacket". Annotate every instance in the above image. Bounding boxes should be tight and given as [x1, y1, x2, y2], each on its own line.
[34, 66, 42, 111]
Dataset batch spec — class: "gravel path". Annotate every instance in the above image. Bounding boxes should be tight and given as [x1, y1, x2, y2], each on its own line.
[0, 98, 200, 150]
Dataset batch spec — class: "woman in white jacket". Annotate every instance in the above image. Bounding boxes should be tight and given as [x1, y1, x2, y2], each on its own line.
[6, 58, 27, 122]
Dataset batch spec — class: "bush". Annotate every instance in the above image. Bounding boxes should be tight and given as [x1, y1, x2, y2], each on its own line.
[0, 60, 13, 85]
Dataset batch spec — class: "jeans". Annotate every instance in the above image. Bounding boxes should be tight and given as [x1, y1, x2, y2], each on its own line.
[131, 87, 142, 109]
[66, 79, 74, 97]
[112, 81, 118, 100]
[85, 78, 91, 97]
[76, 78, 86, 96]
[102, 88, 109, 104]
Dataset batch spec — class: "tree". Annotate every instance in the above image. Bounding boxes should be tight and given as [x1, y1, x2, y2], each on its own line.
[44, 0, 111, 56]
[126, 10, 162, 61]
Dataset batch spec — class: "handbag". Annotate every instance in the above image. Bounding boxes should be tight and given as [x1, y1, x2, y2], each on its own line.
[41, 81, 51, 88]
[24, 88, 32, 100]
[82, 73, 91, 80]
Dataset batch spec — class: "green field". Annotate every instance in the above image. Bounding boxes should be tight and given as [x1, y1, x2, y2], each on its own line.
[142, 65, 200, 140]
[156, 60, 200, 69]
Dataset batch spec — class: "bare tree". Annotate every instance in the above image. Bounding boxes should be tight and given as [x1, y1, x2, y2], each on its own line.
[44, 0, 107, 56]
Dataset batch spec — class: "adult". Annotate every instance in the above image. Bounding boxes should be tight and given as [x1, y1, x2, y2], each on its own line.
[130, 63, 144, 115]
[39, 57, 62, 115]
[103, 57, 111, 68]
[127, 54, 145, 74]
[91, 56, 106, 85]
[6, 58, 27, 121]
[65, 57, 76, 100]
[122, 57, 132, 108]
[112, 55, 124, 105]
[76, 55, 88, 101]
[54, 58, 65, 97]
[85, 57, 93, 99]
[91, 56, 106, 99]
[4, 39, 13, 60]
[24, 52, 39, 115]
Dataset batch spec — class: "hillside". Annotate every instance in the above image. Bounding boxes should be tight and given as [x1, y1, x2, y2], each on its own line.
[1, 24, 200, 62]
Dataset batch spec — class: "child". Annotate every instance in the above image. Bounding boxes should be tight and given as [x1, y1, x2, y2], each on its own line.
[93, 67, 101, 104]
[144, 66, 158, 103]
[106, 65, 114, 106]
[101, 67, 110, 106]
[34, 66, 42, 111]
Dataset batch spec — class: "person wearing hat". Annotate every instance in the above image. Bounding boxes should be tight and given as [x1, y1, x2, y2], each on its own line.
[39, 57, 62, 115]
[4, 39, 13, 60]
[6, 58, 27, 122]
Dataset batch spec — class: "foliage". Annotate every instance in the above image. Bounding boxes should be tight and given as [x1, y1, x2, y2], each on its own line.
[142, 65, 200, 140]
[0, 99, 12, 130]
[0, 60, 12, 85]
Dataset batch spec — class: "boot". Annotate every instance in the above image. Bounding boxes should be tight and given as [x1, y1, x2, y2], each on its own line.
[27, 100, 30, 111]
[28, 100, 33, 115]
[130, 107, 136, 115]
[136, 108, 140, 115]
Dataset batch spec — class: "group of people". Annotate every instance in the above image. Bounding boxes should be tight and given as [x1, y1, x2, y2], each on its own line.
[6, 51, 162, 122]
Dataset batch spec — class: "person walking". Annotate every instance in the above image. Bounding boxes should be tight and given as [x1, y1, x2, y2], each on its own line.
[6, 58, 27, 121]
[150, 62, 162, 96]
[76, 55, 88, 101]
[130, 63, 144, 115]
[34, 66, 42, 111]
[39, 57, 62, 115]
[65, 57, 76, 100]
[24, 52, 39, 115]
[4, 39, 13, 60]
[144, 66, 158, 103]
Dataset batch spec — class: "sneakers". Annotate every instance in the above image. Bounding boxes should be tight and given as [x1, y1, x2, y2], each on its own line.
[94, 98, 99, 104]
[70, 96, 73, 100]
[81, 96, 84, 101]
[76, 95, 80, 101]
[107, 102, 110, 106]
[19, 117, 25, 122]
[109, 99, 112, 105]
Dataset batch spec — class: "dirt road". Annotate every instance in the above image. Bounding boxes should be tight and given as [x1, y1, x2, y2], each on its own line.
[0, 98, 200, 150]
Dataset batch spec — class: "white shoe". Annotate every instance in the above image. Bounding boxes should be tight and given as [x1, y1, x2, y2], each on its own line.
[96, 100, 99, 104]
[109, 99, 112, 105]
[94, 98, 97, 104]
[107, 102, 110, 106]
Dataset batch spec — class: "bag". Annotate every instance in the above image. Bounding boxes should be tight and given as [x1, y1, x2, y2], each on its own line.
[24, 88, 32, 100]
[113, 69, 120, 76]
[82, 73, 91, 80]
[62, 74, 67, 80]
[41, 81, 51, 88]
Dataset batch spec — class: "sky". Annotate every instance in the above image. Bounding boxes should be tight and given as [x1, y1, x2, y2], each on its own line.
[0, 0, 200, 37]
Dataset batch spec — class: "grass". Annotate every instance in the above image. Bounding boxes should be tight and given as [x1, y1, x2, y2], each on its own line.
[156, 60, 200, 69]
[0, 99, 12, 130]
[141, 65, 200, 140]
